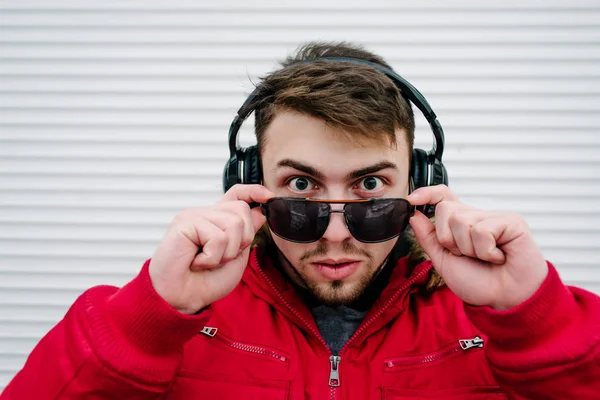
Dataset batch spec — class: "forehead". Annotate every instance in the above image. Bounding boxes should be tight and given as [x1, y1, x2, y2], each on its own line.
[260, 110, 409, 177]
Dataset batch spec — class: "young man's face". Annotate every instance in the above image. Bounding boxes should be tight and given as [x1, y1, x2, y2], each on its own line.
[261, 110, 411, 305]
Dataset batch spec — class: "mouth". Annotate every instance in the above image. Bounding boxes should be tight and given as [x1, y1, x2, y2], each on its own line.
[311, 259, 361, 281]
[313, 258, 360, 266]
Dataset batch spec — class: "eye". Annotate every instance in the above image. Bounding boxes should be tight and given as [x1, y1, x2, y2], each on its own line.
[288, 177, 315, 192]
[357, 176, 384, 191]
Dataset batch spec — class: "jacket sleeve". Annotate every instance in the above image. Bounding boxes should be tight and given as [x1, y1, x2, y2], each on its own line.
[464, 262, 600, 399]
[1, 260, 210, 399]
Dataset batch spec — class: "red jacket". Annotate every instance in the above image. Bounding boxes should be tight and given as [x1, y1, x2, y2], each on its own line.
[3, 247, 600, 399]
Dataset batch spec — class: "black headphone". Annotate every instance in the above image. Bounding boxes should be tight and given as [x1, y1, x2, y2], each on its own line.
[222, 57, 448, 216]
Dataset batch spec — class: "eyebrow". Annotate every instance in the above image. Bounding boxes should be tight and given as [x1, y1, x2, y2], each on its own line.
[277, 159, 325, 180]
[276, 159, 398, 181]
[345, 161, 398, 180]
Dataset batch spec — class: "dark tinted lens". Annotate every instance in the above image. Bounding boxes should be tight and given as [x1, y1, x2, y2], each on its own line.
[345, 199, 412, 243]
[265, 198, 330, 243]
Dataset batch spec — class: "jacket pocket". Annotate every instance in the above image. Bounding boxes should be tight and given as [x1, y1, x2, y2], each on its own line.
[174, 326, 292, 399]
[198, 325, 290, 364]
[383, 336, 484, 372]
[170, 372, 290, 400]
[380, 386, 506, 399]
[179, 325, 291, 383]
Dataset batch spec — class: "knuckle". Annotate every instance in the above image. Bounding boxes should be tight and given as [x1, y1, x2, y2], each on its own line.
[241, 231, 255, 249]
[508, 212, 527, 226]
[222, 200, 250, 214]
[171, 210, 190, 225]
[220, 254, 234, 263]
[171, 207, 207, 226]
[227, 214, 245, 231]
[228, 183, 243, 192]
[470, 223, 488, 237]
[436, 183, 460, 201]
[435, 201, 452, 215]
[221, 246, 240, 262]
[437, 232, 455, 249]
[229, 184, 249, 198]
[447, 212, 462, 227]
[233, 200, 251, 213]
[212, 230, 228, 246]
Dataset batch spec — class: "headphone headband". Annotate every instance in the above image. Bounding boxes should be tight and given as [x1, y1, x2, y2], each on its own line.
[228, 57, 445, 163]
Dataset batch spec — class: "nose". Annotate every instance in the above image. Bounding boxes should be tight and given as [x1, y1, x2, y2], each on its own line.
[320, 208, 353, 242]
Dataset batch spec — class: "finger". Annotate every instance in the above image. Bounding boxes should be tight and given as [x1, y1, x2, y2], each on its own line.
[433, 201, 461, 256]
[448, 210, 488, 258]
[250, 207, 267, 233]
[221, 184, 275, 205]
[470, 218, 507, 264]
[191, 223, 228, 270]
[406, 184, 459, 207]
[201, 210, 247, 262]
[409, 210, 453, 274]
[217, 201, 258, 249]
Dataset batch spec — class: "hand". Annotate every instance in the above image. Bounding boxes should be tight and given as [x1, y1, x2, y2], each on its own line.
[407, 185, 549, 310]
[148, 184, 274, 314]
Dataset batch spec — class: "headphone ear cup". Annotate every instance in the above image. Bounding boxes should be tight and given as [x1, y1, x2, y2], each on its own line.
[222, 153, 240, 193]
[430, 158, 448, 187]
[411, 148, 450, 218]
[410, 148, 429, 190]
[222, 146, 261, 193]
[243, 145, 262, 185]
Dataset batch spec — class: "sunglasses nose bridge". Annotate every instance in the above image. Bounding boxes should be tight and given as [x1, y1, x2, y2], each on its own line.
[319, 207, 354, 243]
[329, 208, 347, 226]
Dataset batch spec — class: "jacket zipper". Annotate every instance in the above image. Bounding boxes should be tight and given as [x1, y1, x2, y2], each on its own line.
[384, 336, 484, 369]
[334, 266, 431, 399]
[200, 326, 288, 363]
[329, 355, 341, 386]
[254, 253, 341, 399]
[254, 251, 433, 400]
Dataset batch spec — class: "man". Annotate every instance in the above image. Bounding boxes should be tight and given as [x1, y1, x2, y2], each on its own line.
[2, 42, 599, 399]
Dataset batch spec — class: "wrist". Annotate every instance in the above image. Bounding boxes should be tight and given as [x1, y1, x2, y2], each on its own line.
[465, 262, 571, 341]
[106, 260, 211, 350]
[490, 261, 549, 311]
[177, 303, 208, 315]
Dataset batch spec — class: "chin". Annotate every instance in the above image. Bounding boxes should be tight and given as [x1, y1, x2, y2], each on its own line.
[308, 279, 368, 306]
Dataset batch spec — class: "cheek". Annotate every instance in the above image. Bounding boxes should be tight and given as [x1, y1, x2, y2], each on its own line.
[365, 240, 399, 265]
[271, 235, 308, 261]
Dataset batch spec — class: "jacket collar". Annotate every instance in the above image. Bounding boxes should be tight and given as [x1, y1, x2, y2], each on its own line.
[241, 245, 434, 344]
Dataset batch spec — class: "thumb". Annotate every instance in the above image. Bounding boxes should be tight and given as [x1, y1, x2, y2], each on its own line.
[409, 210, 448, 269]
[222, 184, 275, 205]
[250, 207, 267, 233]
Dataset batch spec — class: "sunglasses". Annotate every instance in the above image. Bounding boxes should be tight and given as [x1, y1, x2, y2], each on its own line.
[258, 197, 415, 243]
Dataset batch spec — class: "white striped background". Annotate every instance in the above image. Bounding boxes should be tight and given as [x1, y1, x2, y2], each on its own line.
[1, 0, 599, 391]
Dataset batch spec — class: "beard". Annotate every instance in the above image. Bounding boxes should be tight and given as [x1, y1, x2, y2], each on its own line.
[282, 241, 380, 306]
[304, 269, 375, 306]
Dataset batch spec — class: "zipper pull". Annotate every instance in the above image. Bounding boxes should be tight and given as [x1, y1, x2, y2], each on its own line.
[329, 356, 341, 387]
[459, 336, 484, 350]
[200, 326, 218, 337]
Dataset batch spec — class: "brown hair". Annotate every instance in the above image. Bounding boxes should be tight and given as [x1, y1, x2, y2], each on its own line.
[252, 41, 415, 155]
